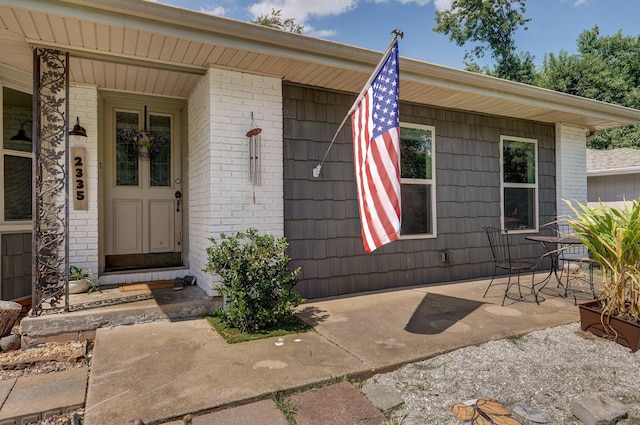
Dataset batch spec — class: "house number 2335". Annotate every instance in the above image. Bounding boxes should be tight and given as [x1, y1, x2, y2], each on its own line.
[72, 147, 88, 210]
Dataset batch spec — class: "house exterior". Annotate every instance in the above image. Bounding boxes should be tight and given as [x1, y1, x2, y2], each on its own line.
[587, 147, 640, 209]
[1, 0, 639, 306]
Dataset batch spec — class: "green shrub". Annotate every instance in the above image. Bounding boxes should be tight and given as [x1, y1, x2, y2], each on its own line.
[204, 228, 303, 333]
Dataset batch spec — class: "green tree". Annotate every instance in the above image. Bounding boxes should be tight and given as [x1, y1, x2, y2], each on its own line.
[535, 26, 640, 149]
[434, 0, 535, 82]
[252, 8, 304, 34]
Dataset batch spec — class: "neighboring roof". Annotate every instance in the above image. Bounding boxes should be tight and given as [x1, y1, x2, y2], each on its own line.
[1, 0, 640, 131]
[587, 148, 640, 176]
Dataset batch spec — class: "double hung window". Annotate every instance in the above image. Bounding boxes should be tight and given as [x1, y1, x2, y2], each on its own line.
[400, 123, 436, 237]
[501, 136, 538, 232]
[2, 86, 32, 223]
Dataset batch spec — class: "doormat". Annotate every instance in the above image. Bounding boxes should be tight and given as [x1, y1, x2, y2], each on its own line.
[118, 280, 174, 292]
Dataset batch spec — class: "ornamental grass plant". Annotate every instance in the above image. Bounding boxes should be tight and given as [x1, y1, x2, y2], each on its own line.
[564, 200, 640, 324]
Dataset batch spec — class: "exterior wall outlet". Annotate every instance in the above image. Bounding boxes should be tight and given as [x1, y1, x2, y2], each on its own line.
[440, 250, 449, 263]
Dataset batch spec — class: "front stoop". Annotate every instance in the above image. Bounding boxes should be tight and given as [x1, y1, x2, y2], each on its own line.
[19, 286, 218, 345]
[0, 367, 88, 424]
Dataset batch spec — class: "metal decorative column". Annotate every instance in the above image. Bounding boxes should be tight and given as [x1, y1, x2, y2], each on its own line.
[31, 48, 69, 316]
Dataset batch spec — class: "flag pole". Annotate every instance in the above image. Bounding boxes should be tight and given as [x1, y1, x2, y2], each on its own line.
[312, 29, 403, 178]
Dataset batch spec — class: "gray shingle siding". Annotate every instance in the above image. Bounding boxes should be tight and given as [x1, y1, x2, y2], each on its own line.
[283, 83, 556, 299]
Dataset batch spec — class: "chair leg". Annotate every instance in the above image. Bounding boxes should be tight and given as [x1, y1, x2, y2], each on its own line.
[516, 272, 523, 299]
[501, 272, 520, 306]
[531, 271, 540, 304]
[483, 269, 498, 298]
[501, 274, 511, 306]
[589, 264, 596, 299]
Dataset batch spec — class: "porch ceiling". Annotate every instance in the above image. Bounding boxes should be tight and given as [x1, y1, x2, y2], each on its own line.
[1, 0, 639, 131]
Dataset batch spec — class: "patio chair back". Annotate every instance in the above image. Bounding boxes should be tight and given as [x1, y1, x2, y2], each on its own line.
[484, 226, 514, 268]
[556, 223, 597, 303]
[482, 226, 537, 305]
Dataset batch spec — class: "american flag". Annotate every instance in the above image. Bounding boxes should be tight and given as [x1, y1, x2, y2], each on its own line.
[351, 41, 401, 253]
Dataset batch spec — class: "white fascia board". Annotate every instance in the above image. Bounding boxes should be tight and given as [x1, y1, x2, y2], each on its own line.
[587, 167, 640, 177]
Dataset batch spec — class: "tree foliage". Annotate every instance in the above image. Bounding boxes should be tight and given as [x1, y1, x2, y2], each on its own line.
[535, 26, 640, 149]
[433, 0, 534, 82]
[252, 8, 304, 34]
[433, 2, 640, 149]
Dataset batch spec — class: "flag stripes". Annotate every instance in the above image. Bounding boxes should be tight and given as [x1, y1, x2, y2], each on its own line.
[351, 40, 401, 253]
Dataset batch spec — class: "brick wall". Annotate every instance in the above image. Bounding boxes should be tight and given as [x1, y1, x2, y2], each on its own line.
[68, 84, 99, 274]
[188, 68, 283, 295]
[555, 123, 587, 218]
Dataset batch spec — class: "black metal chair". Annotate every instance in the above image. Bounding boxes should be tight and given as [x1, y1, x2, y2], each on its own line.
[556, 223, 597, 304]
[483, 226, 538, 305]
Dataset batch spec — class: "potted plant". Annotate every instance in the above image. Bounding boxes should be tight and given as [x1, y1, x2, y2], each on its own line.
[564, 199, 640, 352]
[69, 265, 100, 294]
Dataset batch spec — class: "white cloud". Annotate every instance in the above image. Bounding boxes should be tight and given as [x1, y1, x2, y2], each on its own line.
[247, 0, 435, 36]
[200, 4, 227, 16]
[433, 0, 453, 11]
[248, 0, 357, 24]
[573, 0, 589, 5]
[306, 28, 338, 38]
[400, 0, 431, 4]
[372, 0, 431, 4]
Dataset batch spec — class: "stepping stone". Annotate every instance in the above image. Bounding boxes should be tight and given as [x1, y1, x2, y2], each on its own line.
[192, 399, 287, 425]
[361, 381, 404, 412]
[290, 382, 385, 425]
[572, 393, 628, 425]
[513, 404, 551, 423]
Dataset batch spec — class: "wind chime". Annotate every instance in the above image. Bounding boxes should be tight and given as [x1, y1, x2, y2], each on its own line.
[247, 112, 262, 188]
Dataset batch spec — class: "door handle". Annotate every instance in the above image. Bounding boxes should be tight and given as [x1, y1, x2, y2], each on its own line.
[175, 190, 182, 212]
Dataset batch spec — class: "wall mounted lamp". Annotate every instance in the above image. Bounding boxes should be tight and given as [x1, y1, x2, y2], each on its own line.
[69, 116, 88, 139]
[10, 121, 32, 143]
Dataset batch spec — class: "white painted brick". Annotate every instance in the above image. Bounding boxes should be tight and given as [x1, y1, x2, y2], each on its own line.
[68, 85, 99, 274]
[556, 123, 588, 218]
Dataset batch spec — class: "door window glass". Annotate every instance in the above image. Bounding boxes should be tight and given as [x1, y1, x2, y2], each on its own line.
[116, 111, 139, 186]
[150, 114, 171, 187]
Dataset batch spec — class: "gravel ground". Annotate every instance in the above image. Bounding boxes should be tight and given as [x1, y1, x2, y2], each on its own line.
[0, 320, 90, 425]
[369, 323, 640, 424]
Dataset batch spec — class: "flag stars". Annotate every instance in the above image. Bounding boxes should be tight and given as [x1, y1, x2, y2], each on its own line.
[368, 43, 399, 139]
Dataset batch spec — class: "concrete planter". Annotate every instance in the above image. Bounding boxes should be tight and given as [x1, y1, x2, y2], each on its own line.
[579, 300, 640, 352]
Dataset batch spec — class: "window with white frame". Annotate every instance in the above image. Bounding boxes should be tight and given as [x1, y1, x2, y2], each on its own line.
[2, 86, 33, 223]
[501, 135, 538, 232]
[400, 123, 436, 237]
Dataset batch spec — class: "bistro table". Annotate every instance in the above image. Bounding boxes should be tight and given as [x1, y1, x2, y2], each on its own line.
[525, 234, 583, 299]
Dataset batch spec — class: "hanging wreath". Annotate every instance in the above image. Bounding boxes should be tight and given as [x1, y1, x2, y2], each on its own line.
[133, 131, 160, 158]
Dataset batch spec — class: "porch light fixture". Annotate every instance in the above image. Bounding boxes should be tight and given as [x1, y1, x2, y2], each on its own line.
[69, 116, 87, 139]
[10, 121, 32, 143]
[247, 112, 262, 186]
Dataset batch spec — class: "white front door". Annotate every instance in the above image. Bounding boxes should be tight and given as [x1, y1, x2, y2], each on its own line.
[103, 101, 183, 271]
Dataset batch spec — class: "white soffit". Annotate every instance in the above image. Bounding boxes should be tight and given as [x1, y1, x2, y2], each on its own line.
[0, 0, 639, 130]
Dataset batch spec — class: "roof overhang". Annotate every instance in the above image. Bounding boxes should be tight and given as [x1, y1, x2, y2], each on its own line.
[1, 0, 640, 131]
[588, 167, 640, 177]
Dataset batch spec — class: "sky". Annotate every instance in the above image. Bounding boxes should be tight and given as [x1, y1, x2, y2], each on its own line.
[151, 0, 640, 70]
